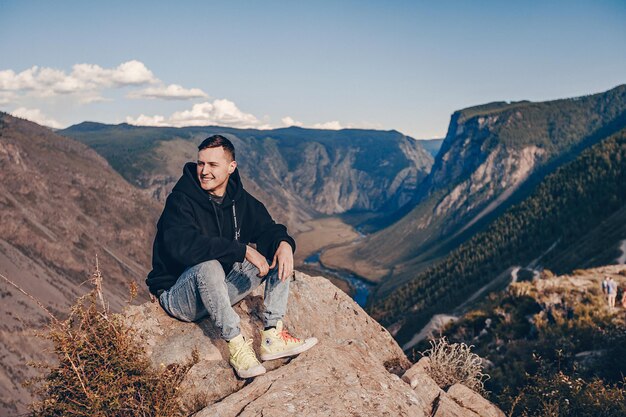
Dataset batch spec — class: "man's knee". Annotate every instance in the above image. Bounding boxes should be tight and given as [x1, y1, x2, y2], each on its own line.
[194, 260, 226, 285]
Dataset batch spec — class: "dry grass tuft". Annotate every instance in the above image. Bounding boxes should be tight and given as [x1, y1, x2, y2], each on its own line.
[422, 337, 488, 394]
[25, 263, 196, 417]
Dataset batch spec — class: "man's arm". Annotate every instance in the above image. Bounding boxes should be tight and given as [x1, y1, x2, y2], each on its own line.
[249, 198, 296, 281]
[161, 193, 246, 266]
[249, 198, 296, 257]
[270, 241, 294, 282]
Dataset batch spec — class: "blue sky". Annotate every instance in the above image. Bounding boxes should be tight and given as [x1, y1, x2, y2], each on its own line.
[1, 0, 625, 138]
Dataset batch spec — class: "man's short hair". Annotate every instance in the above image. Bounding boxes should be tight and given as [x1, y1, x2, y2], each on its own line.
[198, 135, 236, 161]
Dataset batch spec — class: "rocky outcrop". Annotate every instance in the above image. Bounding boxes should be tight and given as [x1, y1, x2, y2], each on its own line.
[402, 357, 505, 417]
[124, 271, 505, 416]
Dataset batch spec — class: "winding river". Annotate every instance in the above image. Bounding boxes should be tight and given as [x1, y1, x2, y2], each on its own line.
[303, 251, 375, 307]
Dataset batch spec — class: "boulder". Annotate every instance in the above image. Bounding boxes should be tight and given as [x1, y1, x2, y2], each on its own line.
[123, 271, 505, 416]
[434, 393, 480, 417]
[446, 384, 506, 417]
[402, 357, 444, 416]
[401, 356, 432, 387]
[196, 340, 427, 417]
[123, 272, 412, 413]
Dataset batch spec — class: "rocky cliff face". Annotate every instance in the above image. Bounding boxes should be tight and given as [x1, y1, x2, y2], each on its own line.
[124, 272, 504, 416]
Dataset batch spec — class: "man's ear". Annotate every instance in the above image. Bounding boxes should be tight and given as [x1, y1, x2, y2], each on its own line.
[228, 160, 237, 174]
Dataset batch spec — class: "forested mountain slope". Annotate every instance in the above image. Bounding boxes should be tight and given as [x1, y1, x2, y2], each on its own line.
[371, 126, 626, 345]
[323, 85, 626, 283]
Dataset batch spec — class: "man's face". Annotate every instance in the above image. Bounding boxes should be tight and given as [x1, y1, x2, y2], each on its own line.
[196, 146, 236, 195]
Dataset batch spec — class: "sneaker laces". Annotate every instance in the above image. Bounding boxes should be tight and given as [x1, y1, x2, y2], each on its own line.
[278, 328, 301, 344]
[232, 338, 259, 365]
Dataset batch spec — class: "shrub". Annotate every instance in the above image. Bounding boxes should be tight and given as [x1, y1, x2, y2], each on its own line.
[26, 266, 196, 417]
[505, 356, 626, 417]
[422, 337, 488, 394]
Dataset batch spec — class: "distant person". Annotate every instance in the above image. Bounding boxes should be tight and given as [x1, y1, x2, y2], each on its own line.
[621, 287, 626, 309]
[607, 277, 618, 309]
[146, 135, 317, 378]
[602, 276, 609, 295]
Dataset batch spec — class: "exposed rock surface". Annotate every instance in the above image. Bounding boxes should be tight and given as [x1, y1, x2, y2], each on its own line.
[124, 272, 504, 416]
[402, 357, 505, 417]
[446, 384, 505, 417]
[402, 358, 443, 415]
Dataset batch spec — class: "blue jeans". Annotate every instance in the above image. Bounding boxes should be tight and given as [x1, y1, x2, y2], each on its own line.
[159, 259, 289, 340]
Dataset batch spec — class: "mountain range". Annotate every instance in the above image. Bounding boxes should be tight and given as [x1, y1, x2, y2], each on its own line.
[373, 125, 626, 344]
[60, 124, 435, 235]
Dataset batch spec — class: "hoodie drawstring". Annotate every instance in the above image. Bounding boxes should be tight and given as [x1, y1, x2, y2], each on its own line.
[232, 203, 240, 242]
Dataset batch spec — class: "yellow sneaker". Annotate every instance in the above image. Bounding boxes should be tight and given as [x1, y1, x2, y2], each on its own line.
[227, 334, 266, 378]
[260, 320, 318, 361]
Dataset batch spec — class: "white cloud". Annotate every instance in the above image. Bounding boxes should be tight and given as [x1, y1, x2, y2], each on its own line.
[11, 107, 63, 129]
[0, 60, 158, 96]
[128, 104, 374, 132]
[281, 116, 304, 127]
[126, 99, 271, 129]
[0, 60, 208, 104]
[312, 120, 343, 130]
[128, 83, 208, 100]
[282, 117, 380, 131]
[127, 114, 168, 126]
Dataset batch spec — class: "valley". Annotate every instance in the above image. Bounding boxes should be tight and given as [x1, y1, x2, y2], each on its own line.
[291, 217, 362, 266]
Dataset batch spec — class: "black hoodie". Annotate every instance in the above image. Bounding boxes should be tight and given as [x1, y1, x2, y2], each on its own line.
[146, 162, 296, 296]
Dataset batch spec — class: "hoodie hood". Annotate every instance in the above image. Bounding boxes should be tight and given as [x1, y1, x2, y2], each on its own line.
[172, 162, 244, 209]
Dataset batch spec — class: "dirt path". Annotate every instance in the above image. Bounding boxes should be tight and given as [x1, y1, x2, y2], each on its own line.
[402, 266, 520, 351]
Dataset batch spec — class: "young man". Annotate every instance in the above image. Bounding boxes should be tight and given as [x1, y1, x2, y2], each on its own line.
[146, 135, 317, 378]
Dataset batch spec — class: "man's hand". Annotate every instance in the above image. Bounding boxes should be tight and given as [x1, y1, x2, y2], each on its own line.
[270, 241, 294, 282]
[245, 246, 269, 277]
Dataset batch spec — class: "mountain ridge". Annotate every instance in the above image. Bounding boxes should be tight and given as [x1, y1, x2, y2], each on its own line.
[60, 123, 434, 234]
[322, 84, 626, 283]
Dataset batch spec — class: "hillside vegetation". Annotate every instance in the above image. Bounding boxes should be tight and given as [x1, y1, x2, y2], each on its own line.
[455, 85, 626, 153]
[412, 266, 626, 416]
[371, 127, 626, 343]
